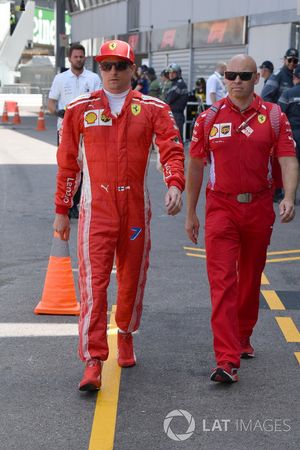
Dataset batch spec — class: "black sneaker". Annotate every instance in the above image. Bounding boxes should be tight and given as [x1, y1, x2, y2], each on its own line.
[210, 362, 238, 383]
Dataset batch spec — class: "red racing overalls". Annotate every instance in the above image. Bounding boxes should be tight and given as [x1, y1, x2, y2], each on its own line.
[55, 89, 185, 361]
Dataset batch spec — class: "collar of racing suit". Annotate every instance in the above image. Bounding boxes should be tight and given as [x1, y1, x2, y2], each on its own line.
[99, 88, 142, 119]
[224, 93, 263, 116]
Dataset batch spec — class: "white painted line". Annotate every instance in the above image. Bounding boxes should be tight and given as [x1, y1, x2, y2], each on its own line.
[0, 323, 78, 337]
[0, 323, 119, 338]
[0, 130, 57, 165]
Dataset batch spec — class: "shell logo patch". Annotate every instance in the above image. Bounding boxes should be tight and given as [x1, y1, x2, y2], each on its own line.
[131, 104, 141, 116]
[85, 112, 97, 124]
[210, 126, 219, 138]
[258, 114, 266, 124]
[109, 41, 117, 50]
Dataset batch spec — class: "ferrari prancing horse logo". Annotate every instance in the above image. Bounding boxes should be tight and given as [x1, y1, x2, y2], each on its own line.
[108, 42, 117, 50]
[131, 104, 141, 116]
[258, 114, 267, 124]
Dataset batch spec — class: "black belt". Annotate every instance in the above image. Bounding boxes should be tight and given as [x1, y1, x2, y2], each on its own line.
[209, 189, 271, 203]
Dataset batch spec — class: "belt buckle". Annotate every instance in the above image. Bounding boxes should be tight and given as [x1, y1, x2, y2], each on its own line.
[237, 193, 252, 203]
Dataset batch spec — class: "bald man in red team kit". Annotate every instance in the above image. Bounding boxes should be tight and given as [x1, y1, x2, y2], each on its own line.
[186, 54, 298, 383]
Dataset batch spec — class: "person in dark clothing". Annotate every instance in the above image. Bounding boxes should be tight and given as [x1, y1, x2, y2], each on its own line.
[165, 63, 188, 142]
[160, 69, 171, 101]
[261, 48, 298, 103]
[261, 48, 299, 202]
[259, 60, 274, 85]
[278, 64, 300, 162]
[134, 65, 149, 94]
[146, 67, 161, 98]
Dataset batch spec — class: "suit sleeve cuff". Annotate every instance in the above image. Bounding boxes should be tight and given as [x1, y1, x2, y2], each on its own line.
[55, 205, 69, 215]
[168, 181, 184, 192]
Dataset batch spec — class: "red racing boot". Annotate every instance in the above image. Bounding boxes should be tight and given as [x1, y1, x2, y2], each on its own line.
[210, 362, 238, 383]
[79, 359, 102, 391]
[117, 331, 136, 368]
[240, 337, 255, 359]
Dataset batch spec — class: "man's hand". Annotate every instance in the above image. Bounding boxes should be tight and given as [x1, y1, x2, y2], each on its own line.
[53, 213, 70, 241]
[279, 198, 296, 223]
[185, 213, 200, 244]
[165, 186, 182, 216]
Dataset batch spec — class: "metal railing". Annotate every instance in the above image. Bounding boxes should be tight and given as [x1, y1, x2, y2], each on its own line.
[0, 84, 40, 94]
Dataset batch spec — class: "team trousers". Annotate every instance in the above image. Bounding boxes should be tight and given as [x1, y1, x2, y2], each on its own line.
[205, 189, 275, 367]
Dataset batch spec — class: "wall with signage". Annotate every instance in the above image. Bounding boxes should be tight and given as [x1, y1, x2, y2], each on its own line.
[193, 17, 246, 48]
[33, 7, 71, 46]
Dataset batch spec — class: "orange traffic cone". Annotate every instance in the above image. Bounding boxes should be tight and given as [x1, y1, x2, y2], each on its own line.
[1, 102, 9, 123]
[34, 232, 80, 315]
[36, 107, 46, 131]
[12, 104, 21, 125]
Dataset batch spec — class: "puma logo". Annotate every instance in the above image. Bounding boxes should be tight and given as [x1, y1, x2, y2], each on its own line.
[101, 184, 109, 192]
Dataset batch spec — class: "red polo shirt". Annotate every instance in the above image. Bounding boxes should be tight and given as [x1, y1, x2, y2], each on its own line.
[190, 95, 296, 194]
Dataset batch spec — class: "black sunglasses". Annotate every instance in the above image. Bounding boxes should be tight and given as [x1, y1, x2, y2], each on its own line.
[224, 71, 254, 81]
[99, 61, 131, 71]
[287, 57, 298, 64]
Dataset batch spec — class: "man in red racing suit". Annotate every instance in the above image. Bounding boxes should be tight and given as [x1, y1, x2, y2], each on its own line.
[185, 54, 298, 384]
[53, 40, 185, 391]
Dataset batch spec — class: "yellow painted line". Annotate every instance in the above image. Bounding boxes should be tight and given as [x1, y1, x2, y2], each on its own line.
[267, 249, 300, 255]
[186, 252, 206, 259]
[261, 273, 269, 285]
[89, 305, 121, 450]
[275, 317, 300, 342]
[266, 256, 300, 263]
[261, 290, 285, 310]
[183, 246, 206, 252]
[294, 352, 300, 364]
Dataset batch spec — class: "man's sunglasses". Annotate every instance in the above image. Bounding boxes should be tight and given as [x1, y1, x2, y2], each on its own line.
[99, 61, 131, 71]
[287, 57, 298, 64]
[224, 71, 254, 81]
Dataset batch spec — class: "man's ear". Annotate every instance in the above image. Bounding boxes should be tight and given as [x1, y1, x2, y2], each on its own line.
[254, 72, 260, 85]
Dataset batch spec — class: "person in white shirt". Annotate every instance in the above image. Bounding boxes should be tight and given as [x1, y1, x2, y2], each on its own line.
[48, 43, 101, 218]
[206, 61, 227, 106]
